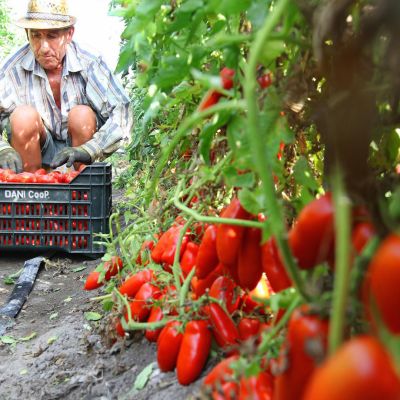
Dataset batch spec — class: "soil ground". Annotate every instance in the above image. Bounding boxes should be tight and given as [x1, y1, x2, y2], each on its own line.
[0, 188, 207, 400]
[0, 251, 206, 400]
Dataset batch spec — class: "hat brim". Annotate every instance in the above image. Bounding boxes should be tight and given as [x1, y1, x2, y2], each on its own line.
[15, 16, 76, 30]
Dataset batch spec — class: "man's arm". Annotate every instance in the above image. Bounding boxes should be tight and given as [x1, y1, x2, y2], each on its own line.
[79, 59, 132, 162]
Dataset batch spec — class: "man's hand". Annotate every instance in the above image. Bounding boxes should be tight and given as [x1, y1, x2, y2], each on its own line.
[51, 147, 91, 168]
[0, 148, 23, 173]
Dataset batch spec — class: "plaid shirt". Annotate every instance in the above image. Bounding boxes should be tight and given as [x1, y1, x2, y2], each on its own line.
[0, 41, 132, 161]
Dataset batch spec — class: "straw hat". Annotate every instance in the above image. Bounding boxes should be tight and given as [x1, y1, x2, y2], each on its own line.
[15, 0, 76, 30]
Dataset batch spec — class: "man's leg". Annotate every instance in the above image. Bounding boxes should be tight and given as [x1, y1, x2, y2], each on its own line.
[68, 105, 96, 147]
[10, 105, 46, 172]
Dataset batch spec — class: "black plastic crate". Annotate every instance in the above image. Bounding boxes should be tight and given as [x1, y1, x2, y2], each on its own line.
[0, 163, 111, 256]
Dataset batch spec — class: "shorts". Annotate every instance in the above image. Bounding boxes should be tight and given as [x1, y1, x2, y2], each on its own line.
[40, 132, 71, 167]
[5, 117, 70, 167]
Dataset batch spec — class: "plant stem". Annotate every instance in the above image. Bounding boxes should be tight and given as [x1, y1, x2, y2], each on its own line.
[174, 181, 263, 229]
[328, 168, 351, 355]
[145, 99, 246, 205]
[243, 0, 309, 302]
[257, 294, 301, 354]
[179, 267, 196, 308]
[172, 218, 193, 291]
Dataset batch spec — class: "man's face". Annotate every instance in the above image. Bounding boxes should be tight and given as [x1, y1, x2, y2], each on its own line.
[28, 27, 74, 72]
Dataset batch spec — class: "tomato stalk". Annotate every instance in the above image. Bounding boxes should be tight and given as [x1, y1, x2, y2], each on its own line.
[173, 217, 193, 291]
[89, 293, 112, 302]
[113, 213, 135, 272]
[257, 294, 301, 355]
[179, 267, 196, 308]
[115, 289, 170, 332]
[174, 180, 263, 229]
[328, 169, 351, 355]
[145, 100, 246, 205]
[243, 0, 309, 302]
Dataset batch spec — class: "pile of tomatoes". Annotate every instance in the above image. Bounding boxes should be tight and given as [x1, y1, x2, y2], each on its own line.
[84, 194, 400, 399]
[0, 167, 84, 184]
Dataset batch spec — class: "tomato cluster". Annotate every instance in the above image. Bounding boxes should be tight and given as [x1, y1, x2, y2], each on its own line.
[0, 167, 84, 184]
[82, 193, 400, 397]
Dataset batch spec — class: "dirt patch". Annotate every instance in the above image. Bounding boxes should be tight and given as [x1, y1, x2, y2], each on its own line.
[0, 252, 205, 399]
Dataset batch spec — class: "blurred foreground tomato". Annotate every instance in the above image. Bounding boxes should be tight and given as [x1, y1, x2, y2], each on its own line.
[303, 336, 400, 400]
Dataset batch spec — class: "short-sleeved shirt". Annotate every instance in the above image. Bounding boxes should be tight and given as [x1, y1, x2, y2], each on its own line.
[0, 41, 132, 161]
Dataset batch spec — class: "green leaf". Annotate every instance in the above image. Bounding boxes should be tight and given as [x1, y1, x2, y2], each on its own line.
[259, 40, 286, 66]
[217, 0, 252, 15]
[293, 156, 319, 193]
[223, 166, 255, 188]
[199, 111, 232, 164]
[18, 332, 37, 342]
[248, 0, 268, 31]
[72, 266, 86, 273]
[47, 336, 58, 345]
[227, 115, 255, 170]
[238, 188, 265, 215]
[102, 299, 114, 312]
[0, 335, 17, 345]
[84, 312, 103, 322]
[49, 312, 59, 320]
[179, 0, 204, 13]
[136, 0, 163, 17]
[134, 362, 154, 390]
[3, 268, 22, 285]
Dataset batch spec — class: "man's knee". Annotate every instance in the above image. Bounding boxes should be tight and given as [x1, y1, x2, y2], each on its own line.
[68, 105, 96, 139]
[10, 105, 44, 143]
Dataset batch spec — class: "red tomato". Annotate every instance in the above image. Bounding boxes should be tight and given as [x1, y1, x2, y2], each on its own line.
[125, 283, 161, 322]
[203, 355, 239, 387]
[135, 240, 155, 265]
[191, 263, 224, 298]
[115, 318, 126, 337]
[176, 320, 212, 385]
[118, 269, 154, 298]
[352, 222, 375, 254]
[83, 271, 103, 290]
[64, 171, 80, 183]
[212, 381, 239, 400]
[157, 320, 183, 372]
[198, 90, 222, 111]
[274, 305, 329, 400]
[288, 193, 334, 269]
[257, 72, 272, 89]
[366, 234, 400, 334]
[303, 336, 400, 400]
[220, 67, 235, 90]
[261, 237, 291, 292]
[145, 304, 164, 342]
[239, 371, 274, 400]
[35, 174, 58, 184]
[196, 225, 219, 279]
[238, 227, 263, 290]
[0, 169, 14, 181]
[151, 225, 188, 265]
[104, 256, 123, 281]
[238, 318, 261, 341]
[34, 168, 47, 175]
[209, 276, 239, 314]
[216, 198, 251, 266]
[206, 303, 240, 349]
[239, 294, 266, 315]
[180, 241, 199, 277]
